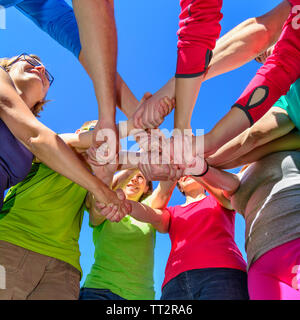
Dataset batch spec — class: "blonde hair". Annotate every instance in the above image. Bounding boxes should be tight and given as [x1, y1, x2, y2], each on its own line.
[80, 120, 98, 130]
[139, 180, 153, 203]
[0, 54, 49, 117]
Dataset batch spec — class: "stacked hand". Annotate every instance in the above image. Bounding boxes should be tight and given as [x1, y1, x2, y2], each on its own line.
[88, 119, 119, 166]
[132, 92, 175, 129]
[138, 151, 184, 181]
[92, 186, 132, 222]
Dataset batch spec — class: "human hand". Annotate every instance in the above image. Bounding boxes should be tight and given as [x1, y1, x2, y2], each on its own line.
[93, 187, 131, 222]
[183, 155, 207, 176]
[132, 92, 175, 129]
[88, 119, 119, 166]
[138, 151, 184, 181]
[85, 146, 118, 186]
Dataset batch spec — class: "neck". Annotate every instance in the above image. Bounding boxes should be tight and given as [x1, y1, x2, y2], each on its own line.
[19, 91, 36, 110]
[183, 190, 206, 206]
[126, 193, 142, 203]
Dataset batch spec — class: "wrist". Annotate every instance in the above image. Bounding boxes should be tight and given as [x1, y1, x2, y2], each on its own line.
[89, 177, 107, 197]
[193, 159, 209, 177]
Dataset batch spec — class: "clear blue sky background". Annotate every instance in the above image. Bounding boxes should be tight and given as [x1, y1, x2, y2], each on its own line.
[1, 0, 282, 299]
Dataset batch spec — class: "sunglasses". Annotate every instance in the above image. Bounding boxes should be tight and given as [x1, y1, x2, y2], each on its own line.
[8, 53, 54, 86]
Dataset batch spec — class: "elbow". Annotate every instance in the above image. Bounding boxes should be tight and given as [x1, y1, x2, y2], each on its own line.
[245, 17, 273, 56]
[27, 130, 58, 154]
[156, 214, 170, 234]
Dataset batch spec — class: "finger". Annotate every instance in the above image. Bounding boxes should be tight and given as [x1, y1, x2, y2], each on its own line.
[142, 92, 153, 102]
[97, 204, 114, 216]
[106, 205, 119, 221]
[159, 97, 170, 116]
[133, 107, 144, 129]
[113, 212, 123, 223]
[124, 200, 132, 214]
[95, 202, 106, 210]
[143, 102, 156, 129]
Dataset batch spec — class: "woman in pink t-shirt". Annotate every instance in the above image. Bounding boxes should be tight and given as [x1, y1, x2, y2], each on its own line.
[157, 176, 248, 300]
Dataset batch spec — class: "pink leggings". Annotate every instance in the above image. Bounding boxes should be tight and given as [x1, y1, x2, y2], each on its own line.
[248, 238, 300, 300]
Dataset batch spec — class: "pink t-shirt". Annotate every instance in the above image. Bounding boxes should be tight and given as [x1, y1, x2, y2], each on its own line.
[162, 195, 247, 288]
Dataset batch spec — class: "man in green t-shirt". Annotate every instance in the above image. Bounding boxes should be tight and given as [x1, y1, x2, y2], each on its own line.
[0, 120, 117, 300]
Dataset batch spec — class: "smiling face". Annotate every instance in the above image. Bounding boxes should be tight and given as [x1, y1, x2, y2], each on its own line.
[124, 172, 149, 202]
[7, 55, 50, 108]
[177, 175, 205, 196]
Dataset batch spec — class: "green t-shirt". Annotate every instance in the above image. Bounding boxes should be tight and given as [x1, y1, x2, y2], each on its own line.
[274, 78, 300, 131]
[83, 199, 156, 300]
[0, 162, 87, 274]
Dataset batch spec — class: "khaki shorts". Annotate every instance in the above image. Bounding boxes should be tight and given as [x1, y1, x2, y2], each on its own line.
[0, 240, 80, 300]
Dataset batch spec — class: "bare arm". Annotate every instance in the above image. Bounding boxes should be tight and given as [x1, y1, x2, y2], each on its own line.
[218, 129, 300, 169]
[73, 0, 117, 123]
[111, 168, 139, 190]
[146, 180, 177, 210]
[86, 191, 107, 226]
[115, 73, 139, 118]
[192, 164, 240, 208]
[206, 0, 290, 80]
[207, 107, 295, 168]
[79, 50, 138, 121]
[140, 0, 291, 128]
[128, 201, 170, 233]
[194, 177, 233, 210]
[0, 69, 113, 202]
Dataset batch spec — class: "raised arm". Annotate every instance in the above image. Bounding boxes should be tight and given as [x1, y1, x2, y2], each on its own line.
[146, 180, 177, 210]
[72, 0, 117, 124]
[0, 69, 128, 214]
[216, 129, 300, 170]
[132, 1, 290, 131]
[192, 162, 240, 206]
[127, 202, 170, 234]
[205, 0, 290, 80]
[207, 107, 295, 168]
[16, 0, 140, 120]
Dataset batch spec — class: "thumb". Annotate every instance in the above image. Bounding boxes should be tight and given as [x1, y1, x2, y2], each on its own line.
[141, 92, 152, 103]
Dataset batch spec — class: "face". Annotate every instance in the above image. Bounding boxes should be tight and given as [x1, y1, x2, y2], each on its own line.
[178, 176, 205, 195]
[124, 172, 149, 201]
[8, 56, 50, 107]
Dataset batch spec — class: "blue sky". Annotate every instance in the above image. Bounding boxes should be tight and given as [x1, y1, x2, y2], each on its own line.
[1, 0, 282, 299]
